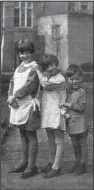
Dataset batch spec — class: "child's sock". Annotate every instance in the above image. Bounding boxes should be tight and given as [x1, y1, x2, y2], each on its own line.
[80, 133, 88, 165]
[26, 131, 38, 168]
[19, 128, 28, 164]
[46, 129, 56, 164]
[71, 136, 81, 164]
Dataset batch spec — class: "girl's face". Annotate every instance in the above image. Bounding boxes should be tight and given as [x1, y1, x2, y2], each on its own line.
[19, 51, 32, 63]
[46, 62, 56, 72]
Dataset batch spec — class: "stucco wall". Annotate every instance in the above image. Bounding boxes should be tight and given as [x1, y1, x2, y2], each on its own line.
[37, 14, 68, 72]
[68, 14, 93, 66]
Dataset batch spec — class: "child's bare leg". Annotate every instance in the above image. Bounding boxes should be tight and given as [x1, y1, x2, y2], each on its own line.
[52, 130, 64, 170]
[43, 129, 64, 178]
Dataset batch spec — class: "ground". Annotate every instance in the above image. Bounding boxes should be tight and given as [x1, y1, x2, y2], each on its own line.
[1, 83, 93, 190]
[1, 129, 93, 190]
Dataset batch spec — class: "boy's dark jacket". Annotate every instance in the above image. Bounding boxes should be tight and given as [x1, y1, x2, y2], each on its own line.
[65, 87, 87, 134]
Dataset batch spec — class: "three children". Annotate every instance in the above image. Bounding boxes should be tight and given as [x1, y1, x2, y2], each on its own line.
[8, 39, 88, 179]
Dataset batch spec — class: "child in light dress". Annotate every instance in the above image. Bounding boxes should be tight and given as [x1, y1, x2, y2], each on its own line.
[35, 54, 66, 178]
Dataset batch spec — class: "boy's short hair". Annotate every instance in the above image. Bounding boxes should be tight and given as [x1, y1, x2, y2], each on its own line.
[41, 54, 59, 70]
[66, 64, 83, 78]
[16, 39, 35, 54]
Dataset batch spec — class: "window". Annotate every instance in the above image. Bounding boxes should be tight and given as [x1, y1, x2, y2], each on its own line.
[68, 2, 76, 12]
[52, 25, 60, 40]
[81, 2, 88, 10]
[14, 1, 33, 27]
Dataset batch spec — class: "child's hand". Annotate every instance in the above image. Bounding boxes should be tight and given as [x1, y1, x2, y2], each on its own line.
[7, 96, 19, 109]
[7, 96, 15, 105]
[11, 100, 19, 109]
[62, 102, 71, 108]
[32, 63, 39, 70]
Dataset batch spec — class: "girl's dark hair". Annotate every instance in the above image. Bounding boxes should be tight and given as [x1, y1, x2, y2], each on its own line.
[16, 39, 35, 54]
[66, 64, 83, 78]
[41, 54, 59, 70]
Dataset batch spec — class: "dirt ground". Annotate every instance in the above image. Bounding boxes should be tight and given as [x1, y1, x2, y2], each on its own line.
[1, 84, 93, 190]
[1, 127, 93, 190]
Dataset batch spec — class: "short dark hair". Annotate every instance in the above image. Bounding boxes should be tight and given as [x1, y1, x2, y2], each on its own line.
[41, 54, 59, 70]
[16, 39, 35, 54]
[66, 64, 83, 78]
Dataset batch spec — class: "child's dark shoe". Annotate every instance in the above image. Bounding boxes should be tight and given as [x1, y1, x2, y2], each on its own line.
[41, 162, 52, 173]
[66, 163, 79, 173]
[8, 162, 28, 173]
[43, 168, 61, 179]
[74, 163, 87, 176]
[20, 166, 38, 179]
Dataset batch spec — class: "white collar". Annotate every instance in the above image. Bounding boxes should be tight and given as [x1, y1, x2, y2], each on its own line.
[21, 61, 36, 68]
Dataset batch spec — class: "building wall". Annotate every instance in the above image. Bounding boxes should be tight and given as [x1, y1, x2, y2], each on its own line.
[1, 2, 15, 72]
[37, 14, 68, 71]
[1, 1, 93, 72]
[1, 2, 45, 72]
[68, 13, 93, 66]
[34, 1, 68, 17]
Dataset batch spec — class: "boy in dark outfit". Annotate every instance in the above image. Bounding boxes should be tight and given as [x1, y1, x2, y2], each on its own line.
[61, 64, 88, 175]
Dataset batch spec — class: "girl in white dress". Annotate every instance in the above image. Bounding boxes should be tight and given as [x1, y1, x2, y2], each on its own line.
[7, 39, 40, 179]
[35, 54, 66, 178]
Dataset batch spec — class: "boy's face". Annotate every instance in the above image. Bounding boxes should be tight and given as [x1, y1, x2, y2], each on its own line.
[19, 51, 32, 62]
[46, 62, 56, 72]
[66, 75, 82, 89]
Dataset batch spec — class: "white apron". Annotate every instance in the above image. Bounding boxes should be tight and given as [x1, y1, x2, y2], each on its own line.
[10, 61, 39, 125]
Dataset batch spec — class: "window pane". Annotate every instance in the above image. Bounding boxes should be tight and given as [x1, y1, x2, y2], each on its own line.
[81, 2, 88, 9]
[14, 2, 19, 7]
[52, 25, 60, 38]
[21, 2, 25, 8]
[27, 2, 33, 8]
[81, 2, 88, 6]
[21, 8, 25, 27]
[14, 9, 19, 27]
[27, 9, 32, 27]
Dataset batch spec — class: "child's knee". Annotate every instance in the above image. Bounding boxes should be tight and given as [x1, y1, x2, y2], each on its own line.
[54, 129, 64, 144]
[80, 131, 88, 147]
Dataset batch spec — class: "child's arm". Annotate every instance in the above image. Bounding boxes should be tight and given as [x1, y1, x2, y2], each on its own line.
[13, 69, 39, 99]
[7, 76, 15, 104]
[8, 76, 14, 97]
[70, 89, 86, 112]
[62, 89, 86, 113]
[36, 69, 66, 91]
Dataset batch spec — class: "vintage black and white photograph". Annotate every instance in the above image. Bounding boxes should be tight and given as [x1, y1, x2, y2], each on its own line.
[1, 1, 93, 190]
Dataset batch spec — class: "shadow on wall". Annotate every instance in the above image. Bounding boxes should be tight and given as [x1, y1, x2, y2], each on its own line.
[80, 62, 93, 83]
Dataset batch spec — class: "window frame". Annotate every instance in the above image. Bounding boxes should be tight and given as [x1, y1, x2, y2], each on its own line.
[14, 1, 33, 28]
[52, 24, 60, 40]
[81, 2, 88, 10]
